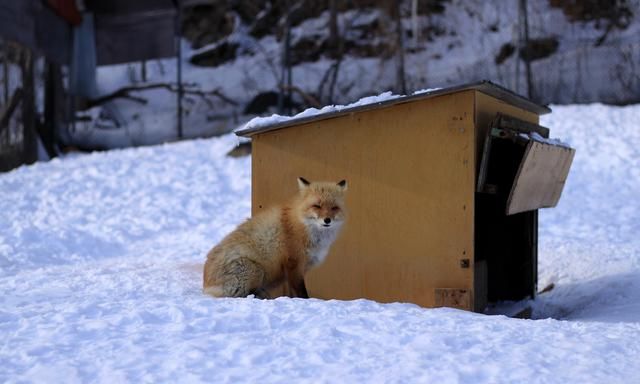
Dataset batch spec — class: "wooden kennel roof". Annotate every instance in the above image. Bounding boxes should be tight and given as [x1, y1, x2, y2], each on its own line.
[235, 81, 551, 138]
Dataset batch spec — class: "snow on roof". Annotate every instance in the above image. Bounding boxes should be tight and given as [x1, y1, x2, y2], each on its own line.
[521, 131, 572, 148]
[235, 81, 551, 137]
[240, 90, 403, 134]
[239, 87, 441, 132]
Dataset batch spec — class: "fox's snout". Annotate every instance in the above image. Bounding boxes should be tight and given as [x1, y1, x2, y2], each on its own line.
[317, 213, 343, 228]
[304, 208, 343, 228]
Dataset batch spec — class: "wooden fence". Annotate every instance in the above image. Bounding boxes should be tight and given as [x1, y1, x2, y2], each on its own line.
[0, 42, 47, 173]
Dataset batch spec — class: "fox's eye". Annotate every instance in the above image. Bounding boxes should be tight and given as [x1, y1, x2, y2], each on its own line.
[331, 206, 340, 211]
[312, 204, 322, 209]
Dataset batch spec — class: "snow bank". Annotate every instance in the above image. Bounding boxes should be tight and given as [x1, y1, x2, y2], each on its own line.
[535, 103, 640, 323]
[0, 134, 250, 275]
[1, 104, 640, 383]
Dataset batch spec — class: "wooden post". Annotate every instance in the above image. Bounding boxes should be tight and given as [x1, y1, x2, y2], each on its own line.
[42, 61, 63, 158]
[20, 48, 37, 165]
[2, 39, 8, 104]
[328, 0, 338, 54]
[0, 87, 23, 133]
[141, 60, 147, 82]
[175, 2, 183, 139]
[278, 0, 292, 115]
[411, 0, 419, 48]
[286, 21, 292, 115]
[519, 0, 533, 99]
[393, 0, 407, 95]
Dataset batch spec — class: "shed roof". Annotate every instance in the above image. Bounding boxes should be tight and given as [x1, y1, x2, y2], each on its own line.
[235, 81, 551, 138]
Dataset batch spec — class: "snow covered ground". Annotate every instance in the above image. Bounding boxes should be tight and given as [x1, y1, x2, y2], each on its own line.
[1, 103, 640, 383]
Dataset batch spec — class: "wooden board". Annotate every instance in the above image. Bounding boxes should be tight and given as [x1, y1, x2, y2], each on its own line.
[473, 91, 540, 304]
[434, 288, 471, 310]
[251, 91, 476, 309]
[473, 259, 488, 312]
[86, 0, 174, 15]
[0, 1, 71, 65]
[473, 92, 540, 175]
[95, 10, 176, 65]
[506, 140, 575, 215]
[237, 82, 549, 138]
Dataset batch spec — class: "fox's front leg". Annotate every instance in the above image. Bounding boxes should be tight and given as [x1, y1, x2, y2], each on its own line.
[287, 273, 308, 298]
[295, 278, 309, 299]
[285, 257, 309, 298]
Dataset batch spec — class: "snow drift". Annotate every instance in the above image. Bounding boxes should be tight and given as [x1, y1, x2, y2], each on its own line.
[1, 103, 640, 383]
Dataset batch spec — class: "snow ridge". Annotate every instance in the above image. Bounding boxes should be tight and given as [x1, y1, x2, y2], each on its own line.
[1, 104, 640, 383]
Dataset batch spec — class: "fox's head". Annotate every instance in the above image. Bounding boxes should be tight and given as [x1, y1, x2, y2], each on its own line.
[296, 177, 347, 230]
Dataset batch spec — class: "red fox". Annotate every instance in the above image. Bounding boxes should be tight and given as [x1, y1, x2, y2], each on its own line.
[203, 177, 347, 299]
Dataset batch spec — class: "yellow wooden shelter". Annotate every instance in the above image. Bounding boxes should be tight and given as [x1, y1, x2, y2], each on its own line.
[235, 81, 575, 312]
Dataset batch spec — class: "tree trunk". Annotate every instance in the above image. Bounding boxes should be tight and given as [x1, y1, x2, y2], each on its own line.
[392, 0, 407, 94]
[42, 61, 64, 158]
[20, 48, 37, 165]
[411, 0, 418, 48]
[278, 0, 293, 115]
[141, 60, 147, 82]
[175, 4, 183, 139]
[329, 0, 339, 57]
[2, 39, 8, 104]
[520, 0, 533, 99]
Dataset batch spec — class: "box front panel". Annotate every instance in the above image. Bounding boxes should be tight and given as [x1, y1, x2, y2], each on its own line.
[252, 92, 475, 308]
[473, 92, 542, 308]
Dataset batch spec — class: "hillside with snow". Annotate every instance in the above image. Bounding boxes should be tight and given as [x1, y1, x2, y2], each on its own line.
[66, 0, 640, 149]
[1, 101, 639, 382]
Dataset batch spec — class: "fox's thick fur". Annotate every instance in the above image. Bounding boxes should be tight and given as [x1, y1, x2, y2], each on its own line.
[203, 177, 347, 299]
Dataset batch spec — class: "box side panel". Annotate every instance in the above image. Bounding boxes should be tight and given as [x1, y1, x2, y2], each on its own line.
[252, 91, 475, 308]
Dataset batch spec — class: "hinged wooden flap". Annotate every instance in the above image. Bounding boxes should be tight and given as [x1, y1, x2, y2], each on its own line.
[477, 114, 551, 194]
[506, 138, 575, 215]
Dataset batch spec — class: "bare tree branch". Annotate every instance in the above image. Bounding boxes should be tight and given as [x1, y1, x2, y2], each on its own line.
[280, 84, 321, 108]
[317, 8, 367, 104]
[328, 57, 343, 103]
[81, 83, 238, 110]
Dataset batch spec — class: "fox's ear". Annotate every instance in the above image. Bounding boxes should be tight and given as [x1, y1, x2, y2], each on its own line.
[337, 179, 347, 190]
[298, 177, 311, 190]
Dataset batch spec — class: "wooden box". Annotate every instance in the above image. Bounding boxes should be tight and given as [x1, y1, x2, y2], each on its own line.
[235, 81, 574, 312]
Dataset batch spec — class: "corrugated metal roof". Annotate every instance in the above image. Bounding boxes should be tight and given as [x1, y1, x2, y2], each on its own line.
[235, 81, 551, 138]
